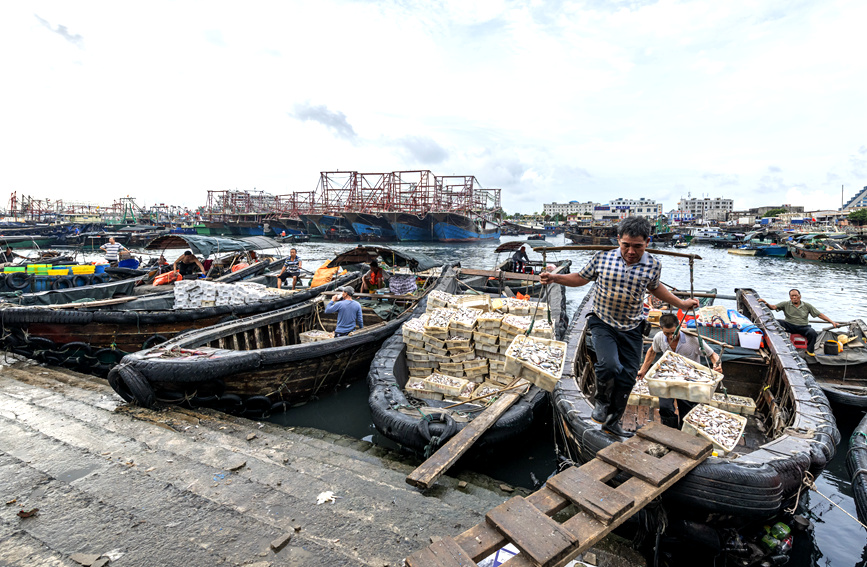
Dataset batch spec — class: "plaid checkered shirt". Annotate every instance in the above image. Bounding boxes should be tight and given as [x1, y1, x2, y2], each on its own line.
[578, 248, 662, 331]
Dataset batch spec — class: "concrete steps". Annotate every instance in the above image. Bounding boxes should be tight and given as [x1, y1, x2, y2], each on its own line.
[0, 361, 523, 567]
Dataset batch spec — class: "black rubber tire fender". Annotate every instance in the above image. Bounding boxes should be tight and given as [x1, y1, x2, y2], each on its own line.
[154, 389, 187, 404]
[7, 271, 32, 290]
[51, 276, 74, 290]
[57, 341, 94, 364]
[92, 273, 111, 284]
[141, 334, 168, 349]
[270, 400, 291, 414]
[71, 274, 91, 287]
[215, 394, 244, 412]
[91, 348, 124, 375]
[132, 353, 259, 384]
[27, 336, 57, 353]
[243, 395, 272, 413]
[417, 411, 458, 443]
[108, 365, 155, 407]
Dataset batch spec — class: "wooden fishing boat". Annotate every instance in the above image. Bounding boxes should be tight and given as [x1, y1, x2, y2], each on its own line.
[847, 411, 867, 524]
[551, 287, 839, 528]
[457, 240, 571, 296]
[0, 271, 358, 376]
[107, 268, 444, 417]
[728, 246, 758, 256]
[566, 225, 618, 246]
[800, 319, 867, 407]
[367, 267, 569, 456]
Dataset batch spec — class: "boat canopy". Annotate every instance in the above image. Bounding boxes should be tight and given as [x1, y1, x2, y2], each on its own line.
[326, 245, 441, 272]
[144, 234, 280, 257]
[494, 240, 555, 253]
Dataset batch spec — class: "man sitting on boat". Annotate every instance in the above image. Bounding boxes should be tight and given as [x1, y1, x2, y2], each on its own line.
[637, 313, 722, 429]
[360, 260, 388, 293]
[173, 250, 206, 278]
[0, 246, 26, 267]
[511, 245, 530, 273]
[325, 286, 364, 337]
[277, 248, 302, 289]
[541, 216, 699, 438]
[759, 289, 837, 356]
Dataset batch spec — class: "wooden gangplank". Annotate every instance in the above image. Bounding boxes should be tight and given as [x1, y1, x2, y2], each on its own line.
[405, 422, 712, 567]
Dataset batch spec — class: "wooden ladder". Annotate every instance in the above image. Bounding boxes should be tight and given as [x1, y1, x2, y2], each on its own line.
[404, 422, 712, 567]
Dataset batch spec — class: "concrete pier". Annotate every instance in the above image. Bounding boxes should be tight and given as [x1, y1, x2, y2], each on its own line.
[0, 358, 643, 567]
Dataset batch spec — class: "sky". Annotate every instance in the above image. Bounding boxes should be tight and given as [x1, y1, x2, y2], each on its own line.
[2, 0, 866, 215]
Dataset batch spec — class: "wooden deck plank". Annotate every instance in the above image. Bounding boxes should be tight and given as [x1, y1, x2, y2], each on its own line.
[485, 497, 577, 567]
[595, 440, 679, 487]
[406, 537, 480, 567]
[637, 421, 712, 459]
[546, 467, 634, 525]
[406, 392, 522, 490]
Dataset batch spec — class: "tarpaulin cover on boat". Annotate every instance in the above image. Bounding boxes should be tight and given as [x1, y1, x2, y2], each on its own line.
[144, 235, 280, 257]
[494, 240, 555, 253]
[326, 246, 441, 272]
[811, 324, 867, 366]
[0, 278, 141, 306]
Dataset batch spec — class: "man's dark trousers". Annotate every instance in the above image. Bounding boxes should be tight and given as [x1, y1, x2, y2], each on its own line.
[779, 320, 817, 353]
[587, 315, 644, 405]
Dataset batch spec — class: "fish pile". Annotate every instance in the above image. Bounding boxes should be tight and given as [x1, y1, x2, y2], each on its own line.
[427, 291, 458, 310]
[651, 355, 717, 384]
[708, 393, 757, 416]
[683, 404, 745, 453]
[505, 335, 567, 391]
[173, 280, 293, 309]
[450, 308, 482, 331]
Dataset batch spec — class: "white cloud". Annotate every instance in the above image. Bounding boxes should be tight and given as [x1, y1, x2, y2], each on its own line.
[0, 0, 865, 213]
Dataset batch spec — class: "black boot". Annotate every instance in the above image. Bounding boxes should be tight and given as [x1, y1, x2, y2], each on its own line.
[591, 400, 611, 424]
[601, 389, 635, 438]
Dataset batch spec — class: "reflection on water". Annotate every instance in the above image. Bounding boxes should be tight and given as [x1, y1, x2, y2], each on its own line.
[196, 235, 866, 566]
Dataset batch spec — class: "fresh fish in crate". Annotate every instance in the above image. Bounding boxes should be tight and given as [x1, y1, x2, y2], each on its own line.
[683, 404, 745, 453]
[653, 357, 716, 383]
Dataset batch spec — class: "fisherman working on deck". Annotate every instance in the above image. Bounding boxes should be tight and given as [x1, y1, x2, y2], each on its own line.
[541, 216, 700, 438]
[277, 248, 302, 289]
[173, 250, 205, 277]
[360, 260, 387, 293]
[100, 237, 127, 267]
[0, 246, 26, 267]
[325, 286, 363, 337]
[758, 290, 837, 356]
[512, 245, 530, 273]
[637, 313, 723, 430]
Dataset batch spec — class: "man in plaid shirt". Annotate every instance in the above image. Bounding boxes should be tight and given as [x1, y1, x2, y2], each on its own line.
[542, 217, 699, 437]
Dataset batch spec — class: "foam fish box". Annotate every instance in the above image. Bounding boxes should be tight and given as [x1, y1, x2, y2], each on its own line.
[439, 361, 465, 375]
[456, 294, 491, 312]
[408, 366, 436, 378]
[477, 313, 504, 332]
[645, 350, 724, 403]
[451, 381, 478, 403]
[471, 382, 503, 404]
[422, 373, 469, 397]
[449, 308, 482, 333]
[501, 315, 531, 335]
[426, 291, 456, 310]
[299, 330, 334, 343]
[405, 379, 444, 402]
[402, 314, 430, 342]
[446, 336, 472, 350]
[708, 393, 757, 416]
[504, 335, 567, 392]
[682, 404, 747, 456]
[473, 330, 499, 346]
[628, 379, 659, 408]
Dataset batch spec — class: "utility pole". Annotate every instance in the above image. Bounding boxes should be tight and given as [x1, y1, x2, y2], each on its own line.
[841, 185, 844, 211]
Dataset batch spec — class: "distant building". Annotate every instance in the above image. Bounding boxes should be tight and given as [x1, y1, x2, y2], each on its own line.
[750, 204, 804, 217]
[843, 186, 867, 210]
[589, 198, 662, 221]
[543, 200, 596, 216]
[677, 196, 734, 222]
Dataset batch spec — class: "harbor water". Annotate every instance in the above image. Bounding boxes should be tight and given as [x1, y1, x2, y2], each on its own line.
[77, 237, 867, 564]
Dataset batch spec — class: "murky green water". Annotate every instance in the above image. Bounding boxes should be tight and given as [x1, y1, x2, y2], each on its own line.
[250, 235, 866, 566]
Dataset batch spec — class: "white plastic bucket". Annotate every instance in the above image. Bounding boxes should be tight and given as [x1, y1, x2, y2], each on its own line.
[738, 332, 762, 349]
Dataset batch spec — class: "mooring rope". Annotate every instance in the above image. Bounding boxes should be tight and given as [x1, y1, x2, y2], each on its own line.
[786, 471, 867, 529]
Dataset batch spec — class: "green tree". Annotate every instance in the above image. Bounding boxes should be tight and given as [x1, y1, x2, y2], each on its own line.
[848, 208, 867, 224]
[763, 208, 786, 218]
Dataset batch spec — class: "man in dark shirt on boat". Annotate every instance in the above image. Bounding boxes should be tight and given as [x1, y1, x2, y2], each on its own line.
[541, 216, 699, 438]
[173, 250, 205, 278]
[759, 290, 837, 356]
[0, 246, 25, 266]
[325, 286, 364, 337]
[511, 246, 530, 273]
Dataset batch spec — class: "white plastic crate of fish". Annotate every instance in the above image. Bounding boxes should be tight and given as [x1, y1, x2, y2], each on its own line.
[501, 315, 532, 336]
[708, 393, 757, 416]
[408, 366, 436, 378]
[426, 290, 457, 310]
[682, 403, 747, 456]
[422, 373, 469, 397]
[477, 312, 504, 333]
[402, 314, 430, 343]
[299, 330, 335, 343]
[451, 381, 478, 403]
[501, 297, 532, 316]
[628, 378, 659, 408]
[455, 294, 491, 312]
[438, 361, 465, 376]
[446, 335, 472, 352]
[504, 335, 567, 392]
[473, 329, 499, 346]
[471, 382, 502, 404]
[449, 308, 483, 333]
[424, 308, 457, 338]
[526, 318, 554, 340]
[405, 379, 443, 401]
[644, 350, 724, 403]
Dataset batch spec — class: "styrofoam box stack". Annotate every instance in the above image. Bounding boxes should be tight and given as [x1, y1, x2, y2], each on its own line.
[173, 280, 289, 310]
[406, 379, 443, 401]
[501, 297, 531, 316]
[477, 312, 504, 334]
[449, 308, 482, 334]
[426, 291, 457, 311]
